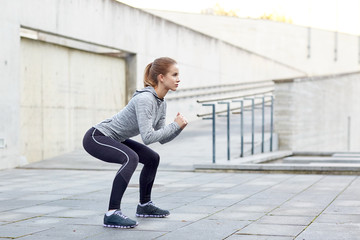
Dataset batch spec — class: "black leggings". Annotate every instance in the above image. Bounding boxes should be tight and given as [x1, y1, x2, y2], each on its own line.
[82, 127, 160, 210]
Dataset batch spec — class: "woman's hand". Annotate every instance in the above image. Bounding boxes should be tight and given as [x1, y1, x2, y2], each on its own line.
[174, 112, 188, 129]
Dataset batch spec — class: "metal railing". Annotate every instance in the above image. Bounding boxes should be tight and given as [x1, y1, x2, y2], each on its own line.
[201, 103, 216, 164]
[197, 94, 274, 163]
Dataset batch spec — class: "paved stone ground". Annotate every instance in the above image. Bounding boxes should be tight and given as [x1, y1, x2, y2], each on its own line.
[1, 119, 360, 239]
[1, 168, 360, 239]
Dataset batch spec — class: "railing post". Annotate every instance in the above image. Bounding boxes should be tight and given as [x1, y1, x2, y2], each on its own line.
[255, 96, 265, 153]
[270, 95, 274, 152]
[244, 98, 255, 155]
[261, 96, 265, 153]
[218, 101, 230, 161]
[347, 116, 351, 151]
[202, 103, 216, 163]
[251, 99, 255, 154]
[264, 95, 274, 152]
[233, 100, 244, 157]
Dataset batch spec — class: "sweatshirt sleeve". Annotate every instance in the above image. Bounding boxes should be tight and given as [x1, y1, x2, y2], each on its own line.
[135, 95, 182, 145]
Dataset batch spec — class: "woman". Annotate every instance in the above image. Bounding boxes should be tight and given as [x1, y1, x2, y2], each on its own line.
[82, 57, 187, 228]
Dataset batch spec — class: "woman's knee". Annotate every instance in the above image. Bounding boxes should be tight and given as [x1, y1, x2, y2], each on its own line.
[127, 151, 140, 170]
[117, 151, 139, 182]
[148, 151, 160, 167]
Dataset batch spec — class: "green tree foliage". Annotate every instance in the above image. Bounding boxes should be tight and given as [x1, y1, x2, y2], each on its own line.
[202, 3, 293, 24]
[259, 12, 293, 23]
[201, 3, 238, 17]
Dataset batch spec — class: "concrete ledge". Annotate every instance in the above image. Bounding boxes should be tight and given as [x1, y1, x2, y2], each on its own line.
[194, 151, 360, 174]
[332, 153, 360, 158]
[231, 151, 293, 164]
[283, 156, 360, 164]
[194, 162, 360, 174]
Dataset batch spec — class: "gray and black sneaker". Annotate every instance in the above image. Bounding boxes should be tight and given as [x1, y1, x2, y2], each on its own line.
[103, 210, 138, 228]
[136, 201, 170, 218]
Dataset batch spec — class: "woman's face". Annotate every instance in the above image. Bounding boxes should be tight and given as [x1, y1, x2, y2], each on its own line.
[162, 64, 180, 91]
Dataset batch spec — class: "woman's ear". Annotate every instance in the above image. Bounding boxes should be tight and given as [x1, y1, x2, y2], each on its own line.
[157, 74, 164, 83]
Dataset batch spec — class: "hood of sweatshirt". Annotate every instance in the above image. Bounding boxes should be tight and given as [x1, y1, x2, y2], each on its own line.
[133, 86, 164, 105]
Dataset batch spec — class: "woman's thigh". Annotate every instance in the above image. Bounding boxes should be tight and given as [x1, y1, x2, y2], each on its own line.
[83, 128, 138, 165]
[122, 139, 159, 166]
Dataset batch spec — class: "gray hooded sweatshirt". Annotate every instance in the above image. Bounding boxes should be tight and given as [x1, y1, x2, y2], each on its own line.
[94, 86, 182, 145]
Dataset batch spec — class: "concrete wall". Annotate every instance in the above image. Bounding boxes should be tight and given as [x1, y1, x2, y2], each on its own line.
[225, 20, 360, 76]
[146, 10, 360, 76]
[274, 72, 360, 152]
[0, 0, 305, 169]
[20, 38, 126, 163]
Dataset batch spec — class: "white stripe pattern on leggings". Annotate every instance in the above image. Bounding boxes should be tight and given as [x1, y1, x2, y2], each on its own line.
[91, 128, 129, 177]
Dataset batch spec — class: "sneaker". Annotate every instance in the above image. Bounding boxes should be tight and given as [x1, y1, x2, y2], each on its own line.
[136, 201, 170, 218]
[103, 210, 138, 228]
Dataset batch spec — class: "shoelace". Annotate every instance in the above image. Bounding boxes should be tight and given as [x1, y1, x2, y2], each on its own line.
[114, 211, 128, 219]
[140, 201, 156, 207]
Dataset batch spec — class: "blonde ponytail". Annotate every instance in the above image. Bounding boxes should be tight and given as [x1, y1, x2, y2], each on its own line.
[143, 63, 154, 87]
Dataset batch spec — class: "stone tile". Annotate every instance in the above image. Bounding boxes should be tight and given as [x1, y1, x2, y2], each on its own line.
[281, 200, 327, 209]
[157, 219, 249, 240]
[135, 218, 190, 231]
[85, 229, 167, 240]
[269, 207, 320, 217]
[237, 195, 292, 205]
[28, 184, 67, 192]
[324, 205, 360, 215]
[257, 215, 313, 225]
[290, 194, 336, 204]
[18, 194, 70, 201]
[227, 235, 293, 240]
[242, 180, 283, 187]
[332, 200, 360, 207]
[208, 210, 265, 221]
[48, 209, 101, 218]
[155, 195, 203, 205]
[166, 212, 210, 222]
[316, 213, 360, 224]
[166, 190, 213, 198]
[0, 212, 41, 223]
[190, 195, 242, 207]
[211, 193, 248, 201]
[13, 205, 68, 214]
[52, 187, 102, 195]
[248, 192, 295, 200]
[45, 198, 100, 208]
[237, 223, 305, 237]
[171, 204, 225, 214]
[227, 204, 277, 213]
[12, 223, 105, 240]
[337, 192, 360, 201]
[0, 224, 52, 239]
[148, 200, 186, 211]
[295, 222, 360, 240]
[268, 184, 312, 194]
[0, 200, 46, 212]
[10, 216, 77, 227]
[200, 182, 238, 189]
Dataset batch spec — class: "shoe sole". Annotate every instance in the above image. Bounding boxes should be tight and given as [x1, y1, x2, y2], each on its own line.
[103, 223, 138, 228]
[136, 213, 169, 218]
